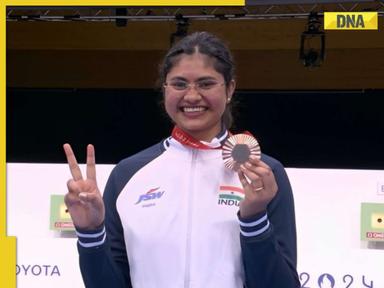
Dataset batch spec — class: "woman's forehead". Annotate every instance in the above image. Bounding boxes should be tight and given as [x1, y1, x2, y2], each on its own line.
[167, 53, 220, 76]
[172, 52, 216, 67]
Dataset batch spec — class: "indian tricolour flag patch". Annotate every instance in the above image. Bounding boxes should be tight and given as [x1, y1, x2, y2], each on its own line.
[218, 186, 244, 206]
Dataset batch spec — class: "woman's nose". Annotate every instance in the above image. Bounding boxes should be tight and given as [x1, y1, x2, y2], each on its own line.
[183, 84, 202, 102]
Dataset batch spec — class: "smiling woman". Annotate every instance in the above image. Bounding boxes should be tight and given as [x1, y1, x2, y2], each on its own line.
[63, 31, 300, 288]
[163, 52, 233, 142]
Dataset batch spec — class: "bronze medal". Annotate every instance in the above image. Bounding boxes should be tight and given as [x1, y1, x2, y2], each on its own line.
[222, 134, 261, 170]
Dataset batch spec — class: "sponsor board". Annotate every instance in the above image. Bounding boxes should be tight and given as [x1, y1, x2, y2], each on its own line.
[361, 202, 384, 241]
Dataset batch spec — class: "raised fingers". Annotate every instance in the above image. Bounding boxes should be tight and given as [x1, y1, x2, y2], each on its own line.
[63, 143, 83, 181]
[86, 144, 97, 181]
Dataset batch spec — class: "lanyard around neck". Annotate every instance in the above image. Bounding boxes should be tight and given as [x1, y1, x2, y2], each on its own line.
[171, 126, 223, 150]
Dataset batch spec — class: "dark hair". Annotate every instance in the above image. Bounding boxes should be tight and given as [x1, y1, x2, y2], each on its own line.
[158, 31, 236, 129]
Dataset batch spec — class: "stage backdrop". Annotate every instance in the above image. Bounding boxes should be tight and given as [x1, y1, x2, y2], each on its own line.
[7, 163, 384, 288]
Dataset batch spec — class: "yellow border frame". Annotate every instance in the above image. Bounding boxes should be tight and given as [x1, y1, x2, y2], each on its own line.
[6, 0, 244, 6]
[1, 4, 17, 288]
[1, 1, 244, 287]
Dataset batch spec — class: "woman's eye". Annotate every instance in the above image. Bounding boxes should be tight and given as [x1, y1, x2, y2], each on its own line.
[172, 82, 188, 90]
[198, 81, 216, 89]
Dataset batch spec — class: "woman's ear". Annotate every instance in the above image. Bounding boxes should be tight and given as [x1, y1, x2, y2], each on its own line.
[226, 79, 236, 103]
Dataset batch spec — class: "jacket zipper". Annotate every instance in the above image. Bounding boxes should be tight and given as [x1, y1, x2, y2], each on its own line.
[184, 149, 197, 288]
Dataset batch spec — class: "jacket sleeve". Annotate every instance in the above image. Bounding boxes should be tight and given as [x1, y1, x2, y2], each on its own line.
[239, 158, 300, 288]
[76, 164, 132, 288]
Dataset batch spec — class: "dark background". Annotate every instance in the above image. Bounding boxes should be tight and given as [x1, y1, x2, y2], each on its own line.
[6, 7, 384, 169]
[7, 88, 384, 169]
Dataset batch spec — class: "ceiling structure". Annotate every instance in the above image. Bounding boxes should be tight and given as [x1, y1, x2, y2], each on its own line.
[6, 1, 384, 22]
[6, 2, 384, 90]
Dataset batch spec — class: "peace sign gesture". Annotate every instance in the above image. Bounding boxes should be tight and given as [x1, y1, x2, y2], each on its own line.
[63, 144, 105, 230]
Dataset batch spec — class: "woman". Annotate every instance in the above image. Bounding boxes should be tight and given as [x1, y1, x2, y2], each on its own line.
[63, 31, 300, 288]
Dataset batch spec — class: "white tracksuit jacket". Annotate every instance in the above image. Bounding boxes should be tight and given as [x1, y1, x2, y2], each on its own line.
[76, 130, 300, 288]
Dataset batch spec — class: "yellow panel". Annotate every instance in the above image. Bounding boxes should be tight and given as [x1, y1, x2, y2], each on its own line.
[324, 12, 378, 30]
[371, 213, 384, 229]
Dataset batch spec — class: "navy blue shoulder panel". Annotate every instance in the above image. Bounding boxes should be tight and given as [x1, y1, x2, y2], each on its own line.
[260, 152, 282, 168]
[108, 141, 167, 194]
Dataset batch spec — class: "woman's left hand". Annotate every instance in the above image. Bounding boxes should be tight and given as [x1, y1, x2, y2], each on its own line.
[238, 156, 278, 218]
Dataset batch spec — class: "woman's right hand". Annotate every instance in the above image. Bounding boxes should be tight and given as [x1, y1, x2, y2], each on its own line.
[63, 143, 105, 230]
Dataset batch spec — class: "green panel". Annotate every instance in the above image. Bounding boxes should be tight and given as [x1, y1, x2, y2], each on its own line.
[361, 202, 384, 241]
[50, 195, 74, 231]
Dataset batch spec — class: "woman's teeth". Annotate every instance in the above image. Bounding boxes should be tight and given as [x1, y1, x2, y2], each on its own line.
[183, 107, 206, 112]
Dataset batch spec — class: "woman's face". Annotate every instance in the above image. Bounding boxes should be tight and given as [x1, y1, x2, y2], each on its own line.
[164, 53, 235, 142]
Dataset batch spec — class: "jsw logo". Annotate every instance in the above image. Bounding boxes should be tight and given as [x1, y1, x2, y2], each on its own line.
[135, 187, 165, 205]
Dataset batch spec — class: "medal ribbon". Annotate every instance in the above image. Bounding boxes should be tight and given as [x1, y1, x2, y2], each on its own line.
[171, 126, 223, 150]
[171, 126, 254, 150]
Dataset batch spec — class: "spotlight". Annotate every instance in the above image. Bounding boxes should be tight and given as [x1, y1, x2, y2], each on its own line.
[115, 8, 127, 27]
[170, 14, 189, 47]
[299, 12, 326, 68]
